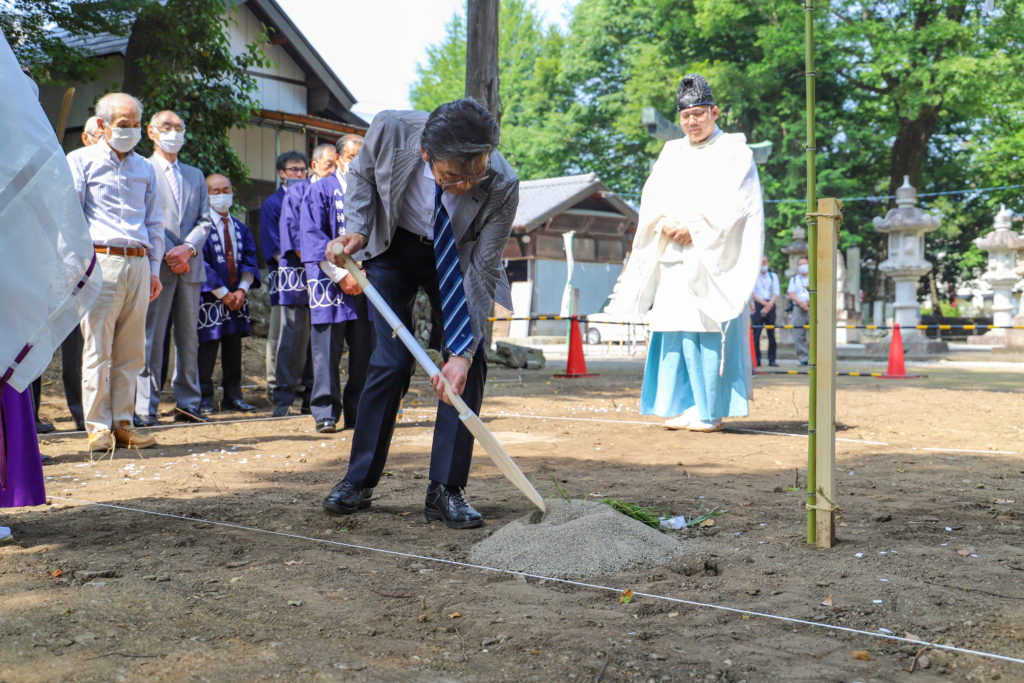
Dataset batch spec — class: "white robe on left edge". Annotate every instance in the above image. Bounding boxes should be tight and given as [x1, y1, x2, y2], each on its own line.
[609, 126, 764, 333]
[0, 33, 101, 391]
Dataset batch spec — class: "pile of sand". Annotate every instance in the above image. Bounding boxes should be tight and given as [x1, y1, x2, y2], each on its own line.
[468, 498, 683, 579]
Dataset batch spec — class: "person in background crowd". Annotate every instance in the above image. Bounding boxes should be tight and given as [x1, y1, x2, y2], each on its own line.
[272, 152, 315, 418]
[135, 109, 212, 426]
[81, 115, 103, 146]
[321, 99, 519, 530]
[610, 73, 763, 433]
[260, 150, 307, 401]
[66, 92, 165, 451]
[750, 255, 780, 367]
[298, 139, 372, 433]
[197, 174, 260, 414]
[788, 255, 811, 366]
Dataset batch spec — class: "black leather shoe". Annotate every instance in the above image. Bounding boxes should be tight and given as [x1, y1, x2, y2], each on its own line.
[174, 409, 210, 423]
[316, 418, 336, 433]
[424, 484, 483, 529]
[271, 407, 289, 418]
[769, 362, 779, 367]
[299, 403, 312, 415]
[199, 401, 214, 416]
[224, 398, 257, 413]
[36, 420, 55, 434]
[322, 480, 373, 515]
[74, 420, 86, 432]
[134, 414, 157, 428]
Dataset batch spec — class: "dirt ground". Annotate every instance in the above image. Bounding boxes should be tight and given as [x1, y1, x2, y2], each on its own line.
[2, 339, 1023, 682]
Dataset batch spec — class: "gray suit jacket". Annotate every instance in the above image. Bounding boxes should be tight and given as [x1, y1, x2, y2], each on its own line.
[149, 155, 212, 284]
[344, 110, 518, 349]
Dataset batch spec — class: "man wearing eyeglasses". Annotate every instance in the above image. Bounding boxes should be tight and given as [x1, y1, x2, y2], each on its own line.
[320, 99, 518, 530]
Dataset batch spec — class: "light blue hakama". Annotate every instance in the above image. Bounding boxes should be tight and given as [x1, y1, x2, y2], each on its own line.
[640, 313, 752, 421]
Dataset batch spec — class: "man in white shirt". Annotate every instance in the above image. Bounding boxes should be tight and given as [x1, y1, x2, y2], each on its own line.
[65, 92, 164, 451]
[787, 256, 811, 365]
[751, 255, 780, 367]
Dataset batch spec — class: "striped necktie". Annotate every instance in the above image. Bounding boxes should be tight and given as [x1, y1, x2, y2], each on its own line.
[432, 183, 473, 357]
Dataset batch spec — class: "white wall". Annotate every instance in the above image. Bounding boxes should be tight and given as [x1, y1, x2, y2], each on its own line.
[229, 125, 307, 182]
[227, 3, 307, 115]
[530, 260, 624, 335]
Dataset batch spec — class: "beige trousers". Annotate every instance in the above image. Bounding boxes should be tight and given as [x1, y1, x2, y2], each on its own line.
[81, 253, 150, 433]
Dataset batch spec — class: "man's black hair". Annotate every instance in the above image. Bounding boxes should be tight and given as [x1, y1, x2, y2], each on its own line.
[275, 150, 307, 173]
[421, 98, 499, 163]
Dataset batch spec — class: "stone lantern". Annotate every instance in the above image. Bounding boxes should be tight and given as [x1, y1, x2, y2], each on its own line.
[974, 204, 1024, 345]
[873, 177, 940, 338]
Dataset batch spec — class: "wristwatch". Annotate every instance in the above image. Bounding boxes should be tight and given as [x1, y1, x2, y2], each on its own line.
[186, 243, 197, 257]
[454, 348, 474, 364]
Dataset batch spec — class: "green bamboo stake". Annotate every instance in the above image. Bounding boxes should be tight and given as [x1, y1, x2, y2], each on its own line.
[804, 0, 818, 545]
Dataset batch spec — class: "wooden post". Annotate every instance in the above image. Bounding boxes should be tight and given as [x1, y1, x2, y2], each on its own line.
[466, 0, 501, 121]
[815, 197, 842, 547]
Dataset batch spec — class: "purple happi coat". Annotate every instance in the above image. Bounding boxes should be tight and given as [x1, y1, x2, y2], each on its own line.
[0, 383, 45, 508]
[299, 173, 357, 325]
[198, 213, 262, 343]
[277, 179, 310, 306]
[259, 185, 286, 306]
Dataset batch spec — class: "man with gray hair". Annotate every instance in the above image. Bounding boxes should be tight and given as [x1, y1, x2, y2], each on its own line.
[66, 92, 165, 451]
[322, 99, 518, 529]
[81, 115, 102, 146]
[134, 109, 212, 425]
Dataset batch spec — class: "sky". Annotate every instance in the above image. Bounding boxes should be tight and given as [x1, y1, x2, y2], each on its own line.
[275, 0, 579, 123]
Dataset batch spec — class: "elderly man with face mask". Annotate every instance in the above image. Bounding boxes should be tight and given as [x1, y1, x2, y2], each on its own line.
[610, 74, 764, 433]
[134, 110, 213, 426]
[197, 174, 260, 414]
[65, 92, 165, 451]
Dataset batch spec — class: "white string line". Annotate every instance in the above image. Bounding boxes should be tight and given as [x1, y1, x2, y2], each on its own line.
[50, 495, 1024, 667]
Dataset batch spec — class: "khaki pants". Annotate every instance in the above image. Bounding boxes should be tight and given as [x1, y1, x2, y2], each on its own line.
[81, 253, 150, 433]
[265, 303, 281, 393]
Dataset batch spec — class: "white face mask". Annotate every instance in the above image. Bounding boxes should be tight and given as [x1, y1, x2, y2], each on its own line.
[107, 127, 141, 153]
[158, 130, 185, 154]
[798, 263, 809, 276]
[209, 193, 233, 214]
[761, 265, 768, 274]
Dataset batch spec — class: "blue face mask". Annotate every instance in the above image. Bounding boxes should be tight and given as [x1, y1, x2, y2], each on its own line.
[283, 176, 302, 188]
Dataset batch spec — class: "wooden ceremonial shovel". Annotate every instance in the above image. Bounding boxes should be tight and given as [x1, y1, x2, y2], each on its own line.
[329, 243, 545, 512]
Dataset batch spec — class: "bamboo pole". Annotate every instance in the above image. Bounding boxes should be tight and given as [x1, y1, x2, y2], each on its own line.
[804, 0, 818, 544]
[815, 198, 841, 547]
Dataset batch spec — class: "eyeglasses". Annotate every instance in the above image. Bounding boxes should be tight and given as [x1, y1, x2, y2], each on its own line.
[679, 106, 711, 123]
[430, 161, 490, 189]
[283, 166, 307, 176]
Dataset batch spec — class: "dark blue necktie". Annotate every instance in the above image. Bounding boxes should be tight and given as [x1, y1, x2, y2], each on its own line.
[432, 183, 473, 357]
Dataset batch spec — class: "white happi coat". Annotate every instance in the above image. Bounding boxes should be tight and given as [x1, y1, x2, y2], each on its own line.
[610, 126, 764, 333]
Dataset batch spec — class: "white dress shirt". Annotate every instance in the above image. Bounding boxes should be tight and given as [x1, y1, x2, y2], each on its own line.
[787, 273, 810, 303]
[396, 160, 458, 239]
[66, 139, 165, 272]
[752, 270, 780, 302]
[209, 210, 254, 299]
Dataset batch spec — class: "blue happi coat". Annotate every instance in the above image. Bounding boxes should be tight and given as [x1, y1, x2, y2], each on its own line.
[198, 213, 261, 343]
[299, 173, 357, 325]
[277, 179, 310, 306]
[259, 185, 286, 305]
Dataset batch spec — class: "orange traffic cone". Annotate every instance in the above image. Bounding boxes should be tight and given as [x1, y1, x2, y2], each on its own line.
[555, 316, 598, 378]
[882, 323, 918, 379]
[749, 320, 759, 374]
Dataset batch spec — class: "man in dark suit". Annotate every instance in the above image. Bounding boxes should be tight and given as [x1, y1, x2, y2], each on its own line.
[135, 109, 212, 424]
[321, 99, 518, 529]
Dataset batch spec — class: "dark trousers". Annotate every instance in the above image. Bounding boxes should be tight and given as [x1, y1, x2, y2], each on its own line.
[61, 326, 84, 426]
[273, 305, 313, 411]
[198, 333, 244, 405]
[310, 296, 374, 426]
[751, 306, 777, 365]
[344, 229, 487, 489]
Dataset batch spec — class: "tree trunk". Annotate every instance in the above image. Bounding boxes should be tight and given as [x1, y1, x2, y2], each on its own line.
[887, 104, 939, 202]
[466, 0, 500, 122]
